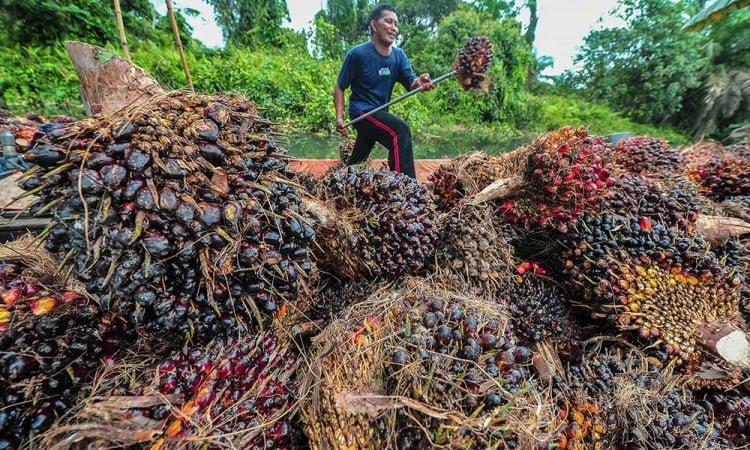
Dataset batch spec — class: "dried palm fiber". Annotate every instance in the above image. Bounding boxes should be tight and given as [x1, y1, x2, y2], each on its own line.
[0, 296, 135, 448]
[555, 210, 746, 365]
[428, 150, 525, 211]
[300, 278, 555, 450]
[682, 140, 750, 201]
[312, 165, 439, 280]
[719, 195, 750, 222]
[470, 126, 615, 233]
[16, 91, 318, 343]
[0, 233, 84, 293]
[431, 199, 518, 291]
[38, 330, 305, 450]
[548, 339, 727, 449]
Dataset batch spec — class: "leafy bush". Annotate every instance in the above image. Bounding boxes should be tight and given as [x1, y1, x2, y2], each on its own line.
[529, 93, 689, 145]
[0, 45, 83, 116]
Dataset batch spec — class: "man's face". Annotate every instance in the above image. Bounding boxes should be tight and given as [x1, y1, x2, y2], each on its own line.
[371, 10, 399, 46]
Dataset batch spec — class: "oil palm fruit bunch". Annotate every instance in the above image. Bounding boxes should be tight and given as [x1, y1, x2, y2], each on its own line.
[309, 274, 383, 322]
[497, 273, 570, 347]
[612, 135, 683, 177]
[146, 330, 304, 449]
[550, 344, 726, 449]
[18, 92, 317, 340]
[428, 152, 509, 211]
[455, 36, 493, 90]
[601, 174, 701, 231]
[557, 213, 744, 360]
[497, 126, 614, 233]
[432, 201, 517, 291]
[315, 166, 438, 279]
[302, 281, 544, 449]
[685, 141, 750, 201]
[0, 297, 133, 448]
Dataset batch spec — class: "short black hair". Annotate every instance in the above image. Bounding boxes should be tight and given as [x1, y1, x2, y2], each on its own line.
[369, 4, 396, 26]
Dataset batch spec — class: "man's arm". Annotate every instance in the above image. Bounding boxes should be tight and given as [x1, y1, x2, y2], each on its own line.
[334, 84, 348, 137]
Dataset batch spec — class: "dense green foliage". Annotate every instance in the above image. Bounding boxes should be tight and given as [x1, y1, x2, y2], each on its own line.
[681, 8, 750, 139]
[205, 0, 293, 49]
[0, 0, 160, 46]
[567, 0, 708, 125]
[1, 0, 747, 147]
[568, 0, 749, 140]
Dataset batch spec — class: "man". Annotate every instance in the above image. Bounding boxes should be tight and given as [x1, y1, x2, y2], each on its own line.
[334, 3, 434, 179]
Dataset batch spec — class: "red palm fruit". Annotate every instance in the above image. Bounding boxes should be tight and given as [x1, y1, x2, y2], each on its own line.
[30, 296, 58, 316]
[2, 286, 22, 305]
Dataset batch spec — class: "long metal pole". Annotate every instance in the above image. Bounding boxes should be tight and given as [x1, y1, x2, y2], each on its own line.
[344, 70, 456, 128]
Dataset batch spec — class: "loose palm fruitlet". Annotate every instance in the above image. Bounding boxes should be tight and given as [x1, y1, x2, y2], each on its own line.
[0, 297, 133, 448]
[315, 166, 439, 279]
[684, 141, 750, 201]
[557, 213, 744, 359]
[549, 344, 727, 449]
[455, 36, 493, 90]
[612, 135, 683, 177]
[302, 281, 547, 449]
[18, 92, 317, 341]
[498, 126, 614, 232]
[144, 331, 304, 449]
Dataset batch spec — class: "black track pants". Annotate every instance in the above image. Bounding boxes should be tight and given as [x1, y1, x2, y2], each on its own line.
[346, 110, 416, 179]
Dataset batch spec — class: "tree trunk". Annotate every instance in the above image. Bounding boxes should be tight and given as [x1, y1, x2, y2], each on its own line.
[165, 0, 194, 92]
[64, 41, 164, 117]
[112, 0, 131, 60]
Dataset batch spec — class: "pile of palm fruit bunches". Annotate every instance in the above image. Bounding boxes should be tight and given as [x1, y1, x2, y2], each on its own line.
[1, 83, 749, 450]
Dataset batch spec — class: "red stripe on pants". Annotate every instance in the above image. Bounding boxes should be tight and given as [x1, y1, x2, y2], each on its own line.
[365, 115, 400, 174]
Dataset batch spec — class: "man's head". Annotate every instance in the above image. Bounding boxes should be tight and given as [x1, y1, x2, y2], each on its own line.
[369, 4, 398, 47]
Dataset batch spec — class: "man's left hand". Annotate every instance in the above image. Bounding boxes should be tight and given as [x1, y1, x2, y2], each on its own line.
[417, 73, 435, 91]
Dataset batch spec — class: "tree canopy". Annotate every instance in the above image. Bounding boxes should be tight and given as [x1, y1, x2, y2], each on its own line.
[205, 0, 292, 49]
[567, 0, 708, 125]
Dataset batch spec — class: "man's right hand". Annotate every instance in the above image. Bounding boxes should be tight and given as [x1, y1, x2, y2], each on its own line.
[336, 118, 349, 137]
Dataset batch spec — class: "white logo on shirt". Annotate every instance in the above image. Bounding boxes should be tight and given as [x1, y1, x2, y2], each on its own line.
[378, 67, 391, 76]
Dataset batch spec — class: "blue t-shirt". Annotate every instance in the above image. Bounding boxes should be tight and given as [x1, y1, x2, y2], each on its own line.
[336, 42, 417, 120]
